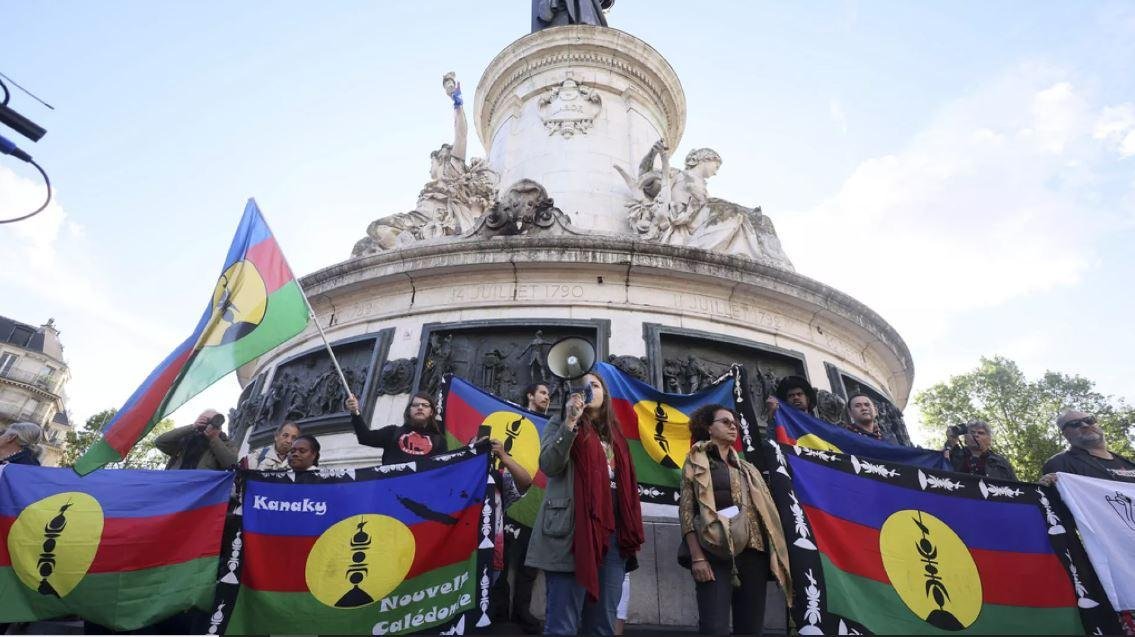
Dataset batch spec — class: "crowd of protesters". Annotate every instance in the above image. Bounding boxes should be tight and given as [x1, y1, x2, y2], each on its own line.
[2, 369, 1132, 637]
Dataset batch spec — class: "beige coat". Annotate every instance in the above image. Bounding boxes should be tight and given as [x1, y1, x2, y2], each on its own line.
[679, 441, 793, 607]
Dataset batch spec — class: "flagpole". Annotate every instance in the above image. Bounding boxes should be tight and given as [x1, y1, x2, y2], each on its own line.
[252, 200, 357, 415]
[293, 278, 358, 414]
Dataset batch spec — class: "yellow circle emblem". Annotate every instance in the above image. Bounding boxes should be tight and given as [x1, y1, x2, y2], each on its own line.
[481, 411, 539, 476]
[198, 259, 267, 348]
[795, 434, 842, 453]
[8, 492, 104, 599]
[305, 514, 415, 609]
[634, 401, 690, 469]
[879, 509, 982, 631]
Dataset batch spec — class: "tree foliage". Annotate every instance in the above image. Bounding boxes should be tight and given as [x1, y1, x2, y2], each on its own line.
[60, 409, 176, 470]
[914, 356, 1135, 482]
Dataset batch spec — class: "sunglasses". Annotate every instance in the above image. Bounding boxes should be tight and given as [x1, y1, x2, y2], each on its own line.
[1061, 416, 1097, 429]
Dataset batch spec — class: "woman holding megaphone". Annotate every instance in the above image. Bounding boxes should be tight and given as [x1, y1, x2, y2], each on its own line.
[525, 371, 644, 636]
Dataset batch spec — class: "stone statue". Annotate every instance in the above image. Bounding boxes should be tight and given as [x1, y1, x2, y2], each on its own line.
[468, 179, 579, 238]
[532, 0, 614, 32]
[815, 389, 847, 426]
[615, 140, 795, 269]
[521, 331, 550, 383]
[353, 73, 499, 257]
[616, 140, 719, 246]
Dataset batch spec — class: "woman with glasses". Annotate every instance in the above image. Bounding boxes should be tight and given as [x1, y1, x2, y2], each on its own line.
[679, 404, 792, 635]
[346, 392, 447, 465]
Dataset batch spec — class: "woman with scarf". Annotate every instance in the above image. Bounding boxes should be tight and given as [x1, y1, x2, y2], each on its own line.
[526, 372, 644, 636]
[680, 404, 792, 635]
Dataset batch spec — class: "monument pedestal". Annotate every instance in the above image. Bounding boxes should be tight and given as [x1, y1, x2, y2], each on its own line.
[230, 21, 915, 631]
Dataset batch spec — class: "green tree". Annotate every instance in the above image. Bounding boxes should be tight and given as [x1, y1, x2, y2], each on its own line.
[61, 409, 176, 470]
[915, 356, 1135, 482]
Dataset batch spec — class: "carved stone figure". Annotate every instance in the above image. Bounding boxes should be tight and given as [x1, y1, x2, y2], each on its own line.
[608, 355, 648, 381]
[815, 389, 847, 426]
[353, 73, 499, 257]
[615, 141, 795, 269]
[482, 347, 514, 397]
[532, 0, 614, 32]
[538, 76, 602, 138]
[521, 331, 550, 383]
[422, 334, 454, 397]
[376, 358, 416, 396]
[468, 179, 579, 238]
[616, 141, 719, 246]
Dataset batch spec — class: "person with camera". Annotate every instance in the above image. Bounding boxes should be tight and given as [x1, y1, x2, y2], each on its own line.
[154, 409, 238, 470]
[944, 421, 1017, 481]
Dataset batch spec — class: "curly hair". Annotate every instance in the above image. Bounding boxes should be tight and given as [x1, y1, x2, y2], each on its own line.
[684, 147, 722, 169]
[688, 403, 737, 443]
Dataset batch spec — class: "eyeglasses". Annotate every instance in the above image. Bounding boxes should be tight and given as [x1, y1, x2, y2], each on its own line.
[1061, 416, 1097, 429]
[712, 417, 738, 428]
[410, 402, 432, 409]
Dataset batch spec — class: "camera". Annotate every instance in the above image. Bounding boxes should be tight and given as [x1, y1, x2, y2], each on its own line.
[946, 423, 968, 438]
[197, 413, 226, 432]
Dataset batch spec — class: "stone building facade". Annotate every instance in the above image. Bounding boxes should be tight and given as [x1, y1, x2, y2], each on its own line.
[0, 316, 72, 466]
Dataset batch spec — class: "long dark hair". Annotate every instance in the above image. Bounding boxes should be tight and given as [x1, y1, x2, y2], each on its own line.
[581, 372, 617, 442]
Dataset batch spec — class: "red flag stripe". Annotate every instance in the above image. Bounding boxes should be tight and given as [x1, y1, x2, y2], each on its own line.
[241, 503, 482, 593]
[0, 503, 226, 573]
[804, 504, 1077, 608]
[245, 235, 295, 295]
[103, 345, 196, 455]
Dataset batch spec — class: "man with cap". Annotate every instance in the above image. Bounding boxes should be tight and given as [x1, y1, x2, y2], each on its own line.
[1039, 409, 1135, 484]
[764, 375, 817, 419]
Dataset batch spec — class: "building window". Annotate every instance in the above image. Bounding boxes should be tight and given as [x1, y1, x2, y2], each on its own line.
[0, 352, 16, 375]
[7, 327, 33, 348]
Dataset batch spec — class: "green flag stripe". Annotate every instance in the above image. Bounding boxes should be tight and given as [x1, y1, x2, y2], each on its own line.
[163, 280, 308, 411]
[817, 554, 1083, 635]
[627, 439, 680, 488]
[227, 556, 476, 635]
[0, 558, 216, 629]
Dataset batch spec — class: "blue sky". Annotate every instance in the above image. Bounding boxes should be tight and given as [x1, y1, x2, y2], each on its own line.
[2, 1, 1133, 440]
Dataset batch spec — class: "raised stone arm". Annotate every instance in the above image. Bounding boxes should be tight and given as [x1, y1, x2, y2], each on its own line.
[443, 72, 467, 162]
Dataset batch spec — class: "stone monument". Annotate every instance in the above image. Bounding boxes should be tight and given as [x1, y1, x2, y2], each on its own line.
[232, 10, 915, 630]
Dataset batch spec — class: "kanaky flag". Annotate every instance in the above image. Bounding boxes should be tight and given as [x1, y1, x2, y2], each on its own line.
[0, 465, 233, 629]
[773, 404, 951, 471]
[765, 441, 1121, 635]
[211, 446, 494, 635]
[440, 375, 549, 527]
[75, 199, 310, 474]
[595, 362, 744, 505]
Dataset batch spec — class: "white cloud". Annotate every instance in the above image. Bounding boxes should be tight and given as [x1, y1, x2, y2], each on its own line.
[0, 166, 182, 425]
[1093, 103, 1135, 158]
[779, 65, 1130, 356]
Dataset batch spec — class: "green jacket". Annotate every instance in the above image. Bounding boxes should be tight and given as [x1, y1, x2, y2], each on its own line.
[154, 424, 239, 470]
[525, 417, 579, 573]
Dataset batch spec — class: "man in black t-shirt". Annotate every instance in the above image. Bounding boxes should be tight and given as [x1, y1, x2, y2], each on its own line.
[346, 393, 447, 465]
[1040, 409, 1135, 485]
